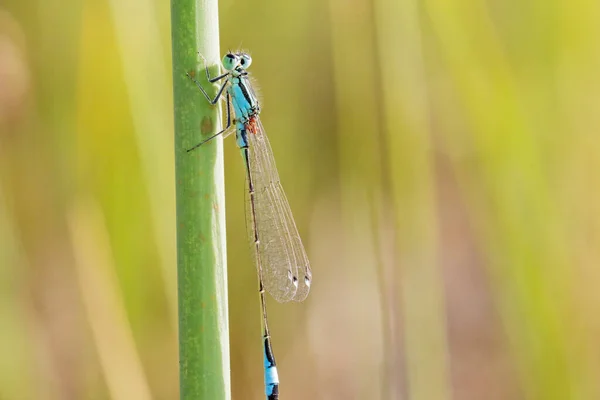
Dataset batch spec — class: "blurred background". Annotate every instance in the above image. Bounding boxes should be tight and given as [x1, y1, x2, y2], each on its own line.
[1, 0, 599, 399]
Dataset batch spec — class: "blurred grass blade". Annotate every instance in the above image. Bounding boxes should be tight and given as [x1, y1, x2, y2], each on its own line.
[171, 0, 230, 399]
[373, 0, 452, 399]
[0, 186, 36, 400]
[68, 198, 152, 400]
[423, 1, 575, 399]
[327, 0, 391, 397]
[108, 0, 178, 324]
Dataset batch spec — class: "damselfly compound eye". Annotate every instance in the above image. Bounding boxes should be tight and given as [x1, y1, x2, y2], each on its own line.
[239, 53, 252, 69]
[222, 53, 240, 71]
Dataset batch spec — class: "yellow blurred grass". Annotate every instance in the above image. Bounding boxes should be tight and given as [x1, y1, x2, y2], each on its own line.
[2, 0, 600, 398]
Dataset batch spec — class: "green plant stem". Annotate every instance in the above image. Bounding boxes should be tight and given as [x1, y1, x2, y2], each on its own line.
[171, 1, 230, 399]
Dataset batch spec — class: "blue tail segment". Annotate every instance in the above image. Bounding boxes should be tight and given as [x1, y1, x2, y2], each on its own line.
[263, 335, 279, 400]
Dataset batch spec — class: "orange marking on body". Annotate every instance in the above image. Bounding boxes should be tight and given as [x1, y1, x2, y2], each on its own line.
[247, 116, 259, 134]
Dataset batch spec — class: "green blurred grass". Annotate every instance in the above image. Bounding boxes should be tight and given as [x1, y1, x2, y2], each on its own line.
[1, 0, 600, 399]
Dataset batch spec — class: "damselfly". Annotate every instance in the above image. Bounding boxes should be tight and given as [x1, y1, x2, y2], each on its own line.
[187, 52, 312, 400]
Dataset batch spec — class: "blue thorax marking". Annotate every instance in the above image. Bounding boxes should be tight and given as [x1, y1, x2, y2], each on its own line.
[229, 75, 259, 123]
[228, 74, 260, 149]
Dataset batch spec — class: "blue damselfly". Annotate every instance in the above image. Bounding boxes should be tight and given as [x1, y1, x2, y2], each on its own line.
[187, 51, 312, 400]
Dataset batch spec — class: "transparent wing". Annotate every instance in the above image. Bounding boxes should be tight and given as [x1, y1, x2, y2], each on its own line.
[244, 119, 312, 303]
